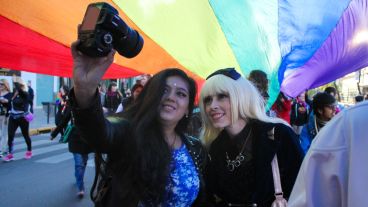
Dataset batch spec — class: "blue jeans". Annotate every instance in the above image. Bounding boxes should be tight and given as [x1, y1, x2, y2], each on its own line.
[73, 153, 88, 191]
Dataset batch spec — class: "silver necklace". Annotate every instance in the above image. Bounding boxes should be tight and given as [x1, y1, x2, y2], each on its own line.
[225, 128, 252, 172]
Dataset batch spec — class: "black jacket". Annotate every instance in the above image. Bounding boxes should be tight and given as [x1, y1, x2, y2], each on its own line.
[51, 103, 93, 154]
[10, 83, 29, 114]
[70, 89, 208, 206]
[206, 119, 303, 207]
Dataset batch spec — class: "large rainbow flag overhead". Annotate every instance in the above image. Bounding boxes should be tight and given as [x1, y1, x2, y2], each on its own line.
[1, 0, 367, 104]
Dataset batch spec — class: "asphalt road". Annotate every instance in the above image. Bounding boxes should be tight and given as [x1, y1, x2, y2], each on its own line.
[0, 134, 95, 207]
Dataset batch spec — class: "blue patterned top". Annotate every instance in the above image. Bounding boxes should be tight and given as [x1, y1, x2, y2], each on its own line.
[138, 144, 200, 207]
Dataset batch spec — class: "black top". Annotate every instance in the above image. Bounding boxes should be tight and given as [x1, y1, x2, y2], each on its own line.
[11, 83, 29, 113]
[206, 123, 255, 204]
[51, 102, 93, 154]
[0, 93, 13, 116]
[290, 102, 309, 126]
[206, 120, 304, 207]
[28, 86, 34, 103]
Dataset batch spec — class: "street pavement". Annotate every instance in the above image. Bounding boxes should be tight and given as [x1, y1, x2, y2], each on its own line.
[0, 107, 95, 207]
[0, 134, 94, 207]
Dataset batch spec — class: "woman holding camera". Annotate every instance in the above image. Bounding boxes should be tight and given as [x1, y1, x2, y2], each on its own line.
[0, 79, 12, 158]
[69, 41, 207, 206]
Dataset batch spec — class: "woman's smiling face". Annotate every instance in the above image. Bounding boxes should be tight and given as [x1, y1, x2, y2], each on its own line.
[203, 92, 232, 129]
[159, 76, 190, 126]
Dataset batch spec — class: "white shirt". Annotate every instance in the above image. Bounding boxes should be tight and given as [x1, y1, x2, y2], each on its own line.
[288, 101, 368, 207]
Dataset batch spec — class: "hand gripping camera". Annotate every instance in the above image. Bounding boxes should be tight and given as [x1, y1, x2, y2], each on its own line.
[77, 2, 144, 58]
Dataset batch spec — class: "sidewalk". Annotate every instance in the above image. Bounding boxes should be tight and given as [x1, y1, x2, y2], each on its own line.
[15, 107, 56, 137]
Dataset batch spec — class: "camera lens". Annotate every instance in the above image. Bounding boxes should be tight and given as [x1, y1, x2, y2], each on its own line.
[103, 33, 113, 45]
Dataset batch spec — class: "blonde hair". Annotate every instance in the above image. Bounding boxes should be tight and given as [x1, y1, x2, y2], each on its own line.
[13, 77, 28, 92]
[199, 73, 288, 145]
[0, 79, 11, 92]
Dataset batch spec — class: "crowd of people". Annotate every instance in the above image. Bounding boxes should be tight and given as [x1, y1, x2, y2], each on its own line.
[66, 38, 368, 206]
[1, 39, 367, 205]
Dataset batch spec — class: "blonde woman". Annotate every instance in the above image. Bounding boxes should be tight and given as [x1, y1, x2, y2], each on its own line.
[0, 79, 12, 157]
[200, 68, 303, 206]
[3, 77, 32, 161]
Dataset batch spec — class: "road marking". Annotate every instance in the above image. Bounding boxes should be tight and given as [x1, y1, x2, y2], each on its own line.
[12, 140, 53, 151]
[12, 143, 67, 161]
[35, 152, 73, 164]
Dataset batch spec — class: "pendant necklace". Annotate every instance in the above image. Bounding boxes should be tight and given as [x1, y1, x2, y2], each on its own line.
[225, 128, 252, 172]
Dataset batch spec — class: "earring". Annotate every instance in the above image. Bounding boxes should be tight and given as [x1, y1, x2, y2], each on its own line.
[185, 114, 188, 118]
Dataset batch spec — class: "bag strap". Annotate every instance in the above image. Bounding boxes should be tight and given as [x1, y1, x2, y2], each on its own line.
[268, 128, 284, 197]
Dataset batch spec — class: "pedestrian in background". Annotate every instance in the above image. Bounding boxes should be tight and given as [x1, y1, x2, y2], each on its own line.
[290, 91, 310, 135]
[70, 39, 207, 206]
[103, 82, 122, 115]
[324, 86, 344, 113]
[200, 68, 303, 206]
[270, 92, 292, 123]
[289, 101, 368, 207]
[354, 95, 364, 104]
[50, 99, 93, 198]
[3, 77, 32, 161]
[55, 85, 69, 141]
[115, 83, 143, 113]
[27, 80, 34, 114]
[299, 92, 336, 154]
[0, 79, 12, 157]
[248, 69, 269, 103]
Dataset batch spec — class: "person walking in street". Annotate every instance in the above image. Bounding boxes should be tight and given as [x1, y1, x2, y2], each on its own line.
[0, 79, 12, 157]
[70, 41, 207, 206]
[3, 76, 32, 161]
[55, 85, 69, 141]
[50, 99, 93, 198]
[200, 68, 303, 206]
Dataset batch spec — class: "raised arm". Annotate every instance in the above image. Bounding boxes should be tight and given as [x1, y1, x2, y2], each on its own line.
[71, 41, 115, 108]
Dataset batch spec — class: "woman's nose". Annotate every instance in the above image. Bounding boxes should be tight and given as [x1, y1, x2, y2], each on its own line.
[210, 99, 219, 110]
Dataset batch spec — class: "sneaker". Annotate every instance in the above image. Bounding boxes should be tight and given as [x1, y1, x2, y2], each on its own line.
[77, 190, 84, 198]
[24, 151, 32, 159]
[3, 153, 13, 162]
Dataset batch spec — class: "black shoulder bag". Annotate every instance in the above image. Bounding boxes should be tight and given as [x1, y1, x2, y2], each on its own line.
[91, 153, 112, 206]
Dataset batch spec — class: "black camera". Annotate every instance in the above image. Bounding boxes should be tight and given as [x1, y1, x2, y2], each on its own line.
[77, 2, 144, 58]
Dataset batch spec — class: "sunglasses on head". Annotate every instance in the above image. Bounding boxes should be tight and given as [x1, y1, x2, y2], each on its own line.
[206, 68, 241, 80]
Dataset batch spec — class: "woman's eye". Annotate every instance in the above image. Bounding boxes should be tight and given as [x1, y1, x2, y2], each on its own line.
[217, 93, 228, 99]
[163, 88, 169, 94]
[177, 91, 187, 98]
[203, 96, 212, 105]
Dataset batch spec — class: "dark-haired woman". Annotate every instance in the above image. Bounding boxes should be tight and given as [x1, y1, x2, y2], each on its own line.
[103, 82, 122, 115]
[69, 41, 207, 206]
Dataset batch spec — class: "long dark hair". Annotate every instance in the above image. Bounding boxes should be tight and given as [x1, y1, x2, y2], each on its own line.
[121, 68, 197, 202]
